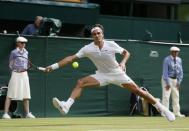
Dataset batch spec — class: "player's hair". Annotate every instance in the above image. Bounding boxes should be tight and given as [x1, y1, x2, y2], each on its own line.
[91, 24, 104, 32]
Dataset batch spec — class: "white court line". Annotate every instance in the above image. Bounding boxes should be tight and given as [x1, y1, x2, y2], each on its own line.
[89, 127, 189, 131]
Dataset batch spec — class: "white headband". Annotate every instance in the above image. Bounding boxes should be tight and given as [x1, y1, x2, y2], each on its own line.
[91, 27, 102, 33]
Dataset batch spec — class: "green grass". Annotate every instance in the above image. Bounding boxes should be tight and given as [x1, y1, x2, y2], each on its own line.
[0, 117, 188, 131]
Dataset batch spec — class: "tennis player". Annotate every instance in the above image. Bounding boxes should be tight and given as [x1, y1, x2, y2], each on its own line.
[2, 36, 35, 119]
[46, 24, 175, 122]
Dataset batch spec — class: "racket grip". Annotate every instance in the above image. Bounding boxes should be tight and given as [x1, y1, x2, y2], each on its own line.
[37, 67, 46, 71]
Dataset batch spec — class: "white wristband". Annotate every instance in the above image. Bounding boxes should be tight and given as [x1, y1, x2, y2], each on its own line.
[51, 63, 59, 70]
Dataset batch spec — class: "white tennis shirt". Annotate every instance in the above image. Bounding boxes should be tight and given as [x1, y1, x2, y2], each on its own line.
[76, 40, 125, 74]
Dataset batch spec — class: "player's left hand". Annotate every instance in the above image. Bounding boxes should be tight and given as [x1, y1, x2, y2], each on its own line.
[119, 63, 126, 72]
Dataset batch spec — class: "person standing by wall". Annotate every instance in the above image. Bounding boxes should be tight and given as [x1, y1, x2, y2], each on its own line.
[161, 46, 185, 117]
[2, 36, 35, 119]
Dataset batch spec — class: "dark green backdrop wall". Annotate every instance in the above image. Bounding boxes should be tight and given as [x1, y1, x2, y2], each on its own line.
[0, 34, 188, 117]
[98, 15, 188, 42]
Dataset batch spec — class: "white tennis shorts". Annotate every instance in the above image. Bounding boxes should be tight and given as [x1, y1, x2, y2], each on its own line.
[7, 71, 31, 100]
[90, 71, 134, 87]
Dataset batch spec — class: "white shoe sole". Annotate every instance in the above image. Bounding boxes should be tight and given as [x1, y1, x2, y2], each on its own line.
[26, 115, 35, 118]
[2, 116, 11, 119]
[52, 97, 66, 115]
[175, 114, 185, 117]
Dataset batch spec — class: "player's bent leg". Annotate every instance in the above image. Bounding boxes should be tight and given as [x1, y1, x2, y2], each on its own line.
[70, 76, 100, 100]
[122, 82, 175, 122]
[52, 76, 100, 115]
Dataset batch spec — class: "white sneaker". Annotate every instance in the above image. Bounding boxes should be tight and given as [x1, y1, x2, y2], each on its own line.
[161, 108, 176, 122]
[2, 113, 11, 119]
[52, 97, 69, 115]
[26, 112, 35, 118]
[175, 113, 185, 117]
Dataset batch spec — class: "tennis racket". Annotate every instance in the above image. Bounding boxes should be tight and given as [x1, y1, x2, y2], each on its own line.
[9, 56, 46, 72]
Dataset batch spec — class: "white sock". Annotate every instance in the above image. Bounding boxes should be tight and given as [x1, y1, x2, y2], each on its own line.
[153, 101, 165, 112]
[66, 98, 75, 109]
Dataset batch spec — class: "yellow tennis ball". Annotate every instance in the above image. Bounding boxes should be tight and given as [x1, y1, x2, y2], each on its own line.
[72, 62, 79, 69]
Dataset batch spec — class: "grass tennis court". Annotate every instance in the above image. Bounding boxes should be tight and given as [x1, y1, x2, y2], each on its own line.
[0, 117, 188, 131]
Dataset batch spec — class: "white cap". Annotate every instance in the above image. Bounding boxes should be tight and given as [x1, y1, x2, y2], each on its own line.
[170, 46, 180, 52]
[16, 36, 28, 43]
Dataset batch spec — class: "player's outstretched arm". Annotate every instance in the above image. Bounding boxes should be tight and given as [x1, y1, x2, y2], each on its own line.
[45, 55, 78, 72]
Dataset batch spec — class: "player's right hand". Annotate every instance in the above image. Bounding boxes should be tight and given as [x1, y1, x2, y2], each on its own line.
[45, 66, 53, 72]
